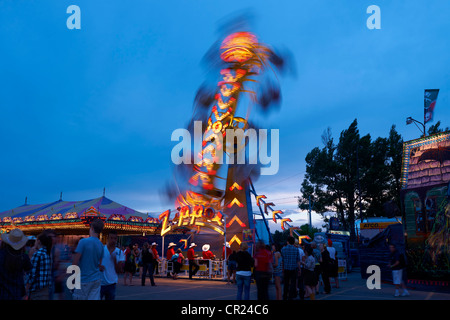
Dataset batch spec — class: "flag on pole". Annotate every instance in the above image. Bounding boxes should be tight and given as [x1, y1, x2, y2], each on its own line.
[424, 89, 440, 124]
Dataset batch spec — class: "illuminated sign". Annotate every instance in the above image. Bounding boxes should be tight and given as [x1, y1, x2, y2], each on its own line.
[401, 131, 450, 189]
[328, 230, 350, 236]
[360, 222, 399, 229]
[226, 215, 247, 228]
[280, 218, 292, 230]
[159, 206, 224, 236]
[229, 234, 242, 246]
[227, 198, 244, 208]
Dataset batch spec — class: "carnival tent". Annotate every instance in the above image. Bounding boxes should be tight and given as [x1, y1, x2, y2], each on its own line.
[0, 196, 161, 235]
[0, 196, 148, 220]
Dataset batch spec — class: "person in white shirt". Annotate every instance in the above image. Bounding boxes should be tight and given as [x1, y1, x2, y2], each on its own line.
[295, 240, 306, 300]
[327, 242, 336, 260]
[326, 239, 339, 288]
[100, 231, 125, 300]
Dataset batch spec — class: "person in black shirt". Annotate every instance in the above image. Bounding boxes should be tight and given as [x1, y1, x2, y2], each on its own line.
[235, 242, 254, 300]
[227, 250, 238, 284]
[0, 229, 32, 300]
[141, 242, 156, 286]
[388, 244, 409, 297]
[319, 243, 332, 294]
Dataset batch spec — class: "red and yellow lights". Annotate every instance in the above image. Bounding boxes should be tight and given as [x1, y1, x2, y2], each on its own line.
[159, 206, 224, 237]
[228, 234, 242, 246]
[226, 215, 247, 228]
[220, 32, 257, 63]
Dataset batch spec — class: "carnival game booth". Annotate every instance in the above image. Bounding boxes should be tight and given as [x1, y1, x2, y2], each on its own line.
[400, 131, 450, 283]
[0, 196, 162, 247]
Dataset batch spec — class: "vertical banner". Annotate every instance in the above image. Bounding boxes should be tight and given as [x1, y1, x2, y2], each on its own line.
[424, 89, 440, 124]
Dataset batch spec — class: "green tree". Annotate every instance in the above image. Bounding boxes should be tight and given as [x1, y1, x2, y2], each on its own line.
[386, 125, 404, 209]
[272, 229, 289, 245]
[427, 121, 449, 135]
[299, 120, 404, 241]
[271, 224, 321, 245]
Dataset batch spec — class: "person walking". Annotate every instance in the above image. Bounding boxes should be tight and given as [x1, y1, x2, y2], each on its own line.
[134, 243, 142, 279]
[281, 236, 301, 300]
[141, 242, 157, 286]
[327, 239, 339, 288]
[227, 250, 238, 285]
[187, 243, 199, 279]
[123, 244, 136, 286]
[50, 231, 72, 300]
[166, 242, 176, 277]
[171, 248, 184, 280]
[319, 243, 332, 294]
[72, 219, 105, 300]
[272, 243, 283, 300]
[26, 231, 53, 300]
[151, 242, 161, 276]
[222, 242, 236, 284]
[297, 241, 306, 300]
[303, 246, 318, 300]
[311, 241, 322, 295]
[254, 241, 272, 300]
[235, 242, 254, 300]
[388, 244, 409, 297]
[0, 229, 32, 300]
[100, 230, 125, 300]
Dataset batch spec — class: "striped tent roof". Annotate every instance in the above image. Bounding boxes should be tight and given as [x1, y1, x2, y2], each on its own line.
[0, 196, 149, 220]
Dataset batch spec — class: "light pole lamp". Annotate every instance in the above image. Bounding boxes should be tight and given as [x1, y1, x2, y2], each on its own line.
[406, 117, 426, 137]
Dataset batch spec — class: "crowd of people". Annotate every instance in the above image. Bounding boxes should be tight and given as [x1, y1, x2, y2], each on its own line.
[0, 219, 122, 300]
[1, 221, 412, 300]
[0, 220, 341, 301]
[0, 219, 234, 300]
[226, 236, 340, 300]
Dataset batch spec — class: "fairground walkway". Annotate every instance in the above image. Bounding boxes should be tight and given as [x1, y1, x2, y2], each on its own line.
[113, 269, 450, 300]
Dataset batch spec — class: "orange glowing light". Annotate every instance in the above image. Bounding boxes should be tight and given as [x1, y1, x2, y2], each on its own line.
[228, 234, 242, 246]
[179, 239, 188, 249]
[226, 215, 247, 228]
[227, 198, 244, 208]
[264, 202, 275, 215]
[220, 32, 257, 63]
[210, 210, 224, 226]
[281, 218, 292, 231]
[177, 206, 191, 227]
[159, 210, 172, 236]
[272, 210, 283, 223]
[189, 205, 204, 225]
[256, 195, 267, 207]
[229, 182, 243, 191]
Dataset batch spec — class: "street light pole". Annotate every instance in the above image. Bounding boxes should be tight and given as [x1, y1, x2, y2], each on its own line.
[406, 117, 426, 137]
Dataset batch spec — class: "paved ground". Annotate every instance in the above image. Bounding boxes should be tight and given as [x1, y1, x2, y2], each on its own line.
[114, 269, 450, 300]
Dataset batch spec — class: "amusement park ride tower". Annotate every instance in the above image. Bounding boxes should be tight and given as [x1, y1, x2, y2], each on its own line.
[160, 29, 291, 254]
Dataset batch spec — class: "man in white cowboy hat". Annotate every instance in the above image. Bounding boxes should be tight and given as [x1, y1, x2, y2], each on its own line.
[166, 242, 177, 260]
[0, 228, 32, 300]
[202, 244, 215, 260]
[151, 242, 161, 275]
[187, 243, 199, 279]
[166, 242, 177, 277]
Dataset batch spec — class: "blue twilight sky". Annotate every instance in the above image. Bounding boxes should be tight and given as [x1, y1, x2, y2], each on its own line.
[1, 1, 449, 230]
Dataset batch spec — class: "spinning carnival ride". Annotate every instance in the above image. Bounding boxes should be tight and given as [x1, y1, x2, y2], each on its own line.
[160, 30, 296, 252]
